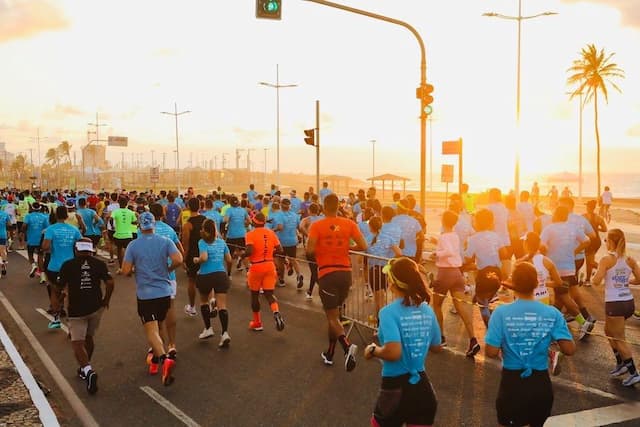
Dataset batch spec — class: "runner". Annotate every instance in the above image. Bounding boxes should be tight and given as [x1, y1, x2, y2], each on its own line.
[111, 197, 137, 273]
[22, 202, 49, 278]
[299, 203, 323, 299]
[42, 206, 83, 329]
[242, 212, 285, 332]
[0, 205, 10, 277]
[485, 262, 575, 427]
[392, 201, 423, 262]
[64, 200, 87, 235]
[364, 257, 441, 427]
[517, 190, 535, 233]
[592, 228, 640, 386]
[77, 198, 104, 248]
[181, 198, 206, 317]
[531, 182, 540, 206]
[164, 193, 182, 232]
[122, 212, 183, 386]
[224, 196, 250, 276]
[58, 239, 114, 395]
[202, 198, 223, 233]
[486, 188, 511, 278]
[600, 186, 613, 223]
[307, 194, 367, 371]
[319, 182, 332, 203]
[583, 199, 607, 286]
[461, 183, 476, 215]
[193, 219, 232, 347]
[278, 198, 304, 289]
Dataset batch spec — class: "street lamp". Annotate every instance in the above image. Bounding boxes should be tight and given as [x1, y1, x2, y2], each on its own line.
[259, 64, 298, 188]
[567, 91, 584, 201]
[161, 102, 191, 194]
[483, 1, 557, 195]
[369, 139, 376, 177]
[28, 128, 48, 189]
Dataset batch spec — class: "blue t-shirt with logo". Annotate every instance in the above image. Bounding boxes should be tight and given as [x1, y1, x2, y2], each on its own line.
[278, 210, 300, 247]
[378, 298, 441, 383]
[203, 209, 223, 232]
[391, 215, 422, 257]
[197, 238, 229, 275]
[124, 233, 178, 300]
[225, 207, 249, 239]
[23, 212, 50, 246]
[44, 223, 82, 272]
[268, 210, 284, 232]
[77, 208, 102, 236]
[154, 221, 181, 281]
[485, 299, 572, 376]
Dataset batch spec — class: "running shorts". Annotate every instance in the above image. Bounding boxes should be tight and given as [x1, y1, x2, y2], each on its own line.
[226, 237, 246, 251]
[196, 271, 230, 295]
[46, 270, 61, 288]
[318, 271, 352, 310]
[68, 309, 103, 341]
[86, 235, 101, 247]
[432, 267, 465, 296]
[283, 246, 297, 258]
[114, 237, 132, 249]
[372, 372, 437, 427]
[605, 300, 635, 319]
[185, 258, 200, 278]
[248, 268, 277, 292]
[475, 266, 502, 300]
[137, 296, 171, 324]
[496, 369, 553, 427]
[555, 275, 577, 296]
[368, 265, 388, 292]
[0, 238, 6, 246]
[27, 245, 41, 259]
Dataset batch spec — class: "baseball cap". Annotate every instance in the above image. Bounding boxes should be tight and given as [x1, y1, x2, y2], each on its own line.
[31, 202, 42, 211]
[65, 200, 76, 209]
[139, 212, 156, 231]
[75, 240, 95, 253]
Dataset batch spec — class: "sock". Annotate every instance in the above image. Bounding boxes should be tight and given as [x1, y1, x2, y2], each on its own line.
[168, 350, 177, 360]
[579, 307, 591, 320]
[575, 314, 586, 325]
[338, 334, 351, 354]
[614, 350, 623, 365]
[219, 309, 229, 333]
[151, 356, 159, 364]
[327, 339, 337, 359]
[270, 302, 280, 313]
[252, 311, 261, 324]
[200, 304, 211, 329]
[624, 358, 637, 375]
[82, 365, 93, 375]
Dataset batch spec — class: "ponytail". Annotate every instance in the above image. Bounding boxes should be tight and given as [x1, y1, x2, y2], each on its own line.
[607, 228, 626, 258]
[200, 219, 217, 244]
[383, 257, 430, 306]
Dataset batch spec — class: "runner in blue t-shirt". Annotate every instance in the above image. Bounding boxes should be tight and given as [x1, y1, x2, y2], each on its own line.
[224, 197, 250, 273]
[247, 184, 258, 206]
[485, 262, 574, 427]
[77, 198, 104, 247]
[202, 199, 223, 233]
[277, 199, 303, 288]
[0, 208, 11, 277]
[364, 257, 441, 427]
[22, 202, 50, 278]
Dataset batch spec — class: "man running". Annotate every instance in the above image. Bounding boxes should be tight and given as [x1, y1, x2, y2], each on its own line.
[0, 205, 10, 277]
[307, 194, 367, 371]
[59, 239, 114, 394]
[122, 212, 183, 386]
[77, 198, 104, 248]
[111, 197, 137, 273]
[181, 197, 207, 317]
[278, 198, 304, 289]
[22, 202, 49, 278]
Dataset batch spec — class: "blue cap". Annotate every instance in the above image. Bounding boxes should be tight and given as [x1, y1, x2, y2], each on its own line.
[139, 211, 156, 231]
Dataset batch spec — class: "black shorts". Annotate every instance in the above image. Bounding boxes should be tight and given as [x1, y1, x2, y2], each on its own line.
[185, 258, 200, 278]
[16, 221, 23, 231]
[46, 270, 61, 288]
[475, 266, 502, 300]
[86, 235, 101, 247]
[369, 265, 388, 291]
[496, 369, 553, 427]
[27, 245, 41, 258]
[114, 237, 132, 249]
[226, 237, 245, 251]
[605, 300, 635, 319]
[283, 246, 297, 258]
[137, 296, 171, 324]
[555, 275, 578, 296]
[43, 252, 51, 271]
[372, 373, 437, 427]
[7, 224, 16, 231]
[318, 271, 352, 310]
[196, 271, 230, 295]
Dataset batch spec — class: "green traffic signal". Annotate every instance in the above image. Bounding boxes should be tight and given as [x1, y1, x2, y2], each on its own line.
[256, 0, 281, 20]
[265, 0, 279, 12]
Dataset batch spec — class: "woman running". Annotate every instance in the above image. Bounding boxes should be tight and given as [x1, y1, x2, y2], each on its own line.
[583, 199, 607, 286]
[364, 257, 441, 427]
[193, 219, 233, 348]
[486, 262, 575, 427]
[592, 228, 640, 387]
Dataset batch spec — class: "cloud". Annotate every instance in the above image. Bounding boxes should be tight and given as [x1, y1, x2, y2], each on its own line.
[0, 0, 68, 43]
[561, 0, 640, 27]
[627, 123, 640, 137]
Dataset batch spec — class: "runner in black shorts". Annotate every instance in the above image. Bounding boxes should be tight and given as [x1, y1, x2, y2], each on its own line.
[181, 198, 206, 317]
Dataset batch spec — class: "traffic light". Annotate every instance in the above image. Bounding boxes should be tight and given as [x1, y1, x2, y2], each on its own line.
[256, 0, 282, 20]
[304, 129, 315, 146]
[416, 83, 434, 114]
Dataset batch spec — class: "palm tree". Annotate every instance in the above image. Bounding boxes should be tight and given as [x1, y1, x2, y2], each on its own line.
[567, 44, 624, 197]
[10, 154, 28, 186]
[58, 141, 72, 164]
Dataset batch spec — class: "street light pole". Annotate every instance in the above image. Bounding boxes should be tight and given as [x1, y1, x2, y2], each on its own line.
[28, 128, 48, 189]
[161, 102, 191, 194]
[370, 139, 376, 177]
[567, 91, 584, 202]
[259, 64, 298, 188]
[483, 1, 557, 195]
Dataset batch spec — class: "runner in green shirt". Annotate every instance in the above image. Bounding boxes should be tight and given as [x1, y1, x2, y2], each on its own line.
[112, 197, 138, 273]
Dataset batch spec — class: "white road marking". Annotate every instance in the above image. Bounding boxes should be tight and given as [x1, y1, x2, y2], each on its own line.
[35, 308, 70, 334]
[140, 386, 201, 427]
[0, 291, 99, 427]
[0, 320, 60, 427]
[546, 401, 640, 427]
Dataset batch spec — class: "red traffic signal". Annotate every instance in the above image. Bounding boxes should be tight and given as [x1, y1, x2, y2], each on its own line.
[304, 129, 315, 146]
[416, 83, 434, 106]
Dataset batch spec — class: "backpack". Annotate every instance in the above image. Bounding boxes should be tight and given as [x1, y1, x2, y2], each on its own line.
[166, 203, 181, 228]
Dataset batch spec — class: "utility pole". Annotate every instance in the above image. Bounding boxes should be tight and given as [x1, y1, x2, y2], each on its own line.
[87, 112, 108, 186]
[235, 148, 246, 170]
[28, 128, 48, 189]
[246, 148, 255, 171]
[263, 148, 270, 183]
[161, 102, 191, 193]
[222, 153, 229, 170]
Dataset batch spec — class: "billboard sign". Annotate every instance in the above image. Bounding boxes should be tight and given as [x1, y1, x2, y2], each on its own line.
[108, 136, 128, 147]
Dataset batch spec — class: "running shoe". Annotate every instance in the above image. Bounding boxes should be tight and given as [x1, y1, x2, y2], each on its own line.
[609, 364, 629, 377]
[622, 373, 640, 387]
[632, 310, 640, 321]
[548, 350, 562, 376]
[287, 262, 294, 276]
[40, 274, 47, 285]
[184, 304, 197, 317]
[29, 263, 37, 278]
[249, 320, 264, 331]
[209, 299, 218, 318]
[321, 352, 334, 366]
[583, 280, 591, 287]
[297, 275, 304, 290]
[199, 327, 214, 339]
[440, 336, 447, 347]
[365, 285, 373, 299]
[218, 332, 231, 348]
[466, 338, 481, 358]
[145, 348, 154, 365]
[345, 344, 358, 372]
[161, 358, 175, 386]
[578, 317, 596, 341]
[274, 312, 285, 331]
[1, 262, 7, 276]
[116, 268, 122, 275]
[277, 278, 286, 287]
[108, 259, 116, 265]
[148, 360, 159, 376]
[59, 308, 67, 318]
[236, 258, 243, 270]
[77, 368, 87, 380]
[305, 292, 313, 300]
[48, 319, 61, 329]
[564, 313, 576, 323]
[86, 370, 98, 394]
[168, 348, 177, 360]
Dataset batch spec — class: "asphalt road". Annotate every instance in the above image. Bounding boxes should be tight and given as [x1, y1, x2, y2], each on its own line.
[1, 248, 639, 427]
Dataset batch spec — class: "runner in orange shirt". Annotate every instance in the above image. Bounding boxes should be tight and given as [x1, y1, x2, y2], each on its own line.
[242, 212, 285, 332]
[307, 194, 367, 371]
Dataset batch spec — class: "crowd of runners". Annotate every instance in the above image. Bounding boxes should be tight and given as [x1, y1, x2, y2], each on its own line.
[0, 181, 638, 426]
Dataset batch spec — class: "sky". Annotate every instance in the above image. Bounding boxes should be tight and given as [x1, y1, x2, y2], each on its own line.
[0, 0, 639, 194]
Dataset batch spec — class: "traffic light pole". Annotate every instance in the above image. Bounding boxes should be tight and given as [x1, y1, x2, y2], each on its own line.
[315, 100, 320, 194]
[304, 0, 429, 215]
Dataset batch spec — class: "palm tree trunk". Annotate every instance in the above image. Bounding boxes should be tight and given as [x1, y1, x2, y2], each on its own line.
[594, 91, 601, 197]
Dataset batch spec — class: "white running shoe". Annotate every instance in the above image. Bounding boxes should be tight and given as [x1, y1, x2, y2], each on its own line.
[344, 344, 358, 372]
[184, 305, 197, 317]
[305, 292, 313, 300]
[622, 372, 640, 387]
[198, 327, 214, 339]
[29, 263, 38, 278]
[218, 331, 231, 348]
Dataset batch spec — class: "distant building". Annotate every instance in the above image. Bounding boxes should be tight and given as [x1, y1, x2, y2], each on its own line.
[0, 143, 16, 166]
[82, 144, 106, 170]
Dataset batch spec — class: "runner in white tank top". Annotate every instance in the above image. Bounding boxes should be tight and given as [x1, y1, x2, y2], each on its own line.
[592, 228, 640, 387]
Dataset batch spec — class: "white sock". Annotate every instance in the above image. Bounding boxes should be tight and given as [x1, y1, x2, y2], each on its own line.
[82, 365, 93, 375]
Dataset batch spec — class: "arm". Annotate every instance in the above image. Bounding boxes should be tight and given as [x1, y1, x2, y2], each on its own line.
[627, 257, 640, 285]
[102, 277, 115, 308]
[574, 237, 590, 255]
[485, 344, 501, 359]
[243, 244, 254, 259]
[181, 222, 192, 252]
[306, 236, 317, 257]
[76, 214, 87, 235]
[42, 238, 51, 252]
[597, 216, 607, 233]
[121, 260, 134, 276]
[557, 339, 576, 356]
[543, 257, 563, 288]
[195, 244, 208, 264]
[391, 245, 403, 257]
[592, 255, 614, 286]
[364, 342, 401, 361]
[168, 249, 183, 273]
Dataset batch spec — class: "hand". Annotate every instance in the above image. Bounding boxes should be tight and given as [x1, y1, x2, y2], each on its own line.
[193, 257, 199, 264]
[364, 343, 377, 360]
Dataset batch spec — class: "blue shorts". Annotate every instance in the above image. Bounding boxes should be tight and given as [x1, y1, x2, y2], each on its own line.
[0, 238, 7, 246]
